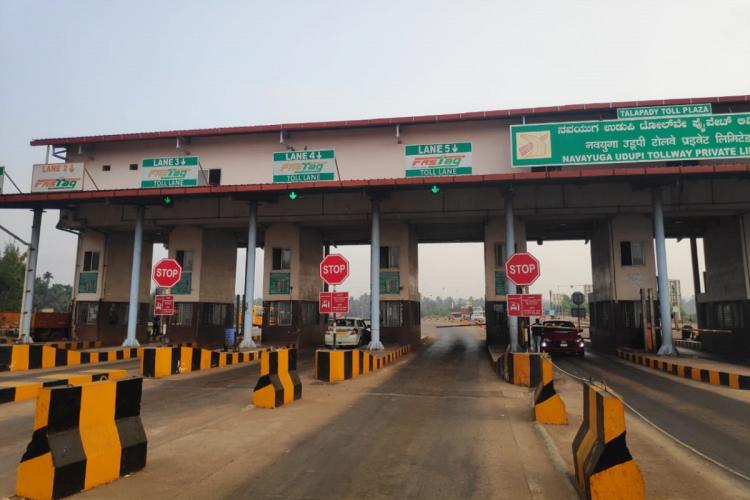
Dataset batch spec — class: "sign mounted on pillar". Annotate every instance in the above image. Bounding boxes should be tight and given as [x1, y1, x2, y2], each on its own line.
[319, 291, 349, 314]
[273, 149, 336, 183]
[507, 294, 543, 317]
[404, 142, 472, 177]
[505, 252, 541, 287]
[320, 254, 350, 285]
[31, 163, 84, 192]
[154, 295, 175, 315]
[141, 156, 203, 188]
[152, 259, 182, 289]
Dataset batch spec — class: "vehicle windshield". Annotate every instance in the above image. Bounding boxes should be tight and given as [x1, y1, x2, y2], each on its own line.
[334, 318, 356, 327]
[543, 321, 576, 328]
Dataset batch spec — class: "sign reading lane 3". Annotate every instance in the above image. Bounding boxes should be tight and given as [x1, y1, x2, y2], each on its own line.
[141, 156, 202, 188]
[511, 108, 750, 168]
[404, 142, 472, 177]
[273, 149, 336, 183]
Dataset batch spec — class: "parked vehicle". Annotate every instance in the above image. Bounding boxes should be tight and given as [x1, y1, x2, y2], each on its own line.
[540, 320, 585, 357]
[325, 317, 370, 348]
[0, 311, 71, 341]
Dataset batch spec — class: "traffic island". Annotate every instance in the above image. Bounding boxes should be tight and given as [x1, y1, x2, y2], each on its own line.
[15, 376, 147, 499]
[616, 348, 750, 390]
[533, 355, 567, 425]
[314, 345, 411, 383]
[252, 348, 301, 408]
[487, 347, 546, 387]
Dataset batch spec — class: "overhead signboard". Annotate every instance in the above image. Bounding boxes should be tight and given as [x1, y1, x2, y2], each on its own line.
[31, 163, 84, 192]
[404, 142, 472, 177]
[616, 104, 712, 119]
[507, 294, 543, 317]
[155, 295, 175, 315]
[511, 112, 750, 168]
[319, 291, 349, 314]
[273, 149, 336, 183]
[141, 156, 203, 188]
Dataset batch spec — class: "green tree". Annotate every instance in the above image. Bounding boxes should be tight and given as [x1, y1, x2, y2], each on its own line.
[0, 243, 25, 311]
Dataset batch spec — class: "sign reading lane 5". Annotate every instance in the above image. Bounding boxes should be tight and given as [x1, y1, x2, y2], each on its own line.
[511, 113, 750, 168]
[273, 149, 336, 183]
[404, 142, 472, 177]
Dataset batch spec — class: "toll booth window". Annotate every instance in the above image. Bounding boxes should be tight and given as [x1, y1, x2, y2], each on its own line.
[380, 302, 403, 327]
[269, 301, 292, 326]
[129, 163, 138, 171]
[620, 241, 644, 266]
[173, 303, 193, 327]
[82, 251, 100, 272]
[272, 248, 291, 270]
[102, 165, 111, 172]
[208, 169, 221, 186]
[175, 250, 194, 271]
[204, 303, 227, 326]
[301, 302, 318, 326]
[379, 246, 400, 269]
[494, 244, 505, 267]
[75, 302, 98, 325]
[107, 303, 129, 326]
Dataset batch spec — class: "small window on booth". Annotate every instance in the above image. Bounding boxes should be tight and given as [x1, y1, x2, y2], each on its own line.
[83, 251, 100, 272]
[129, 163, 138, 171]
[175, 250, 194, 271]
[494, 244, 505, 267]
[208, 169, 221, 186]
[272, 248, 291, 270]
[379, 246, 400, 269]
[620, 241, 645, 266]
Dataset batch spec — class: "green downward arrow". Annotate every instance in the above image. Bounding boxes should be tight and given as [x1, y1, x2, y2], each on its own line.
[430, 185, 440, 194]
[288, 191, 298, 200]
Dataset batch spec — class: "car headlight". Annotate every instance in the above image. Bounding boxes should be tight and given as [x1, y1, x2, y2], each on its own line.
[541, 341, 547, 347]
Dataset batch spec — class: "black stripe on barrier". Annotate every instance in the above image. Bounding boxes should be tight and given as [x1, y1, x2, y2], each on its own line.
[289, 349, 297, 371]
[530, 355, 541, 387]
[81, 352, 91, 364]
[116, 350, 124, 360]
[700, 369, 710, 382]
[210, 351, 220, 368]
[191, 348, 201, 371]
[317, 351, 331, 381]
[344, 351, 353, 379]
[43, 380, 69, 388]
[592, 431, 633, 474]
[269, 351, 278, 374]
[719, 372, 730, 386]
[171, 347, 181, 375]
[684, 366, 693, 379]
[55, 348, 67, 367]
[142, 350, 156, 377]
[0, 347, 10, 371]
[572, 385, 590, 482]
[0, 387, 16, 404]
[535, 381, 556, 404]
[114, 377, 148, 476]
[29, 346, 43, 370]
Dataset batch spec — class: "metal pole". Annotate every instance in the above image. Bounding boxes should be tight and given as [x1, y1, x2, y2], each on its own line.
[654, 190, 678, 356]
[19, 209, 43, 343]
[240, 202, 258, 348]
[368, 199, 384, 350]
[505, 194, 520, 352]
[123, 206, 143, 347]
[689, 237, 702, 325]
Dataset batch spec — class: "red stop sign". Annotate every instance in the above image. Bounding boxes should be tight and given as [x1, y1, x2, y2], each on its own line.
[505, 252, 541, 287]
[152, 258, 183, 288]
[320, 254, 349, 285]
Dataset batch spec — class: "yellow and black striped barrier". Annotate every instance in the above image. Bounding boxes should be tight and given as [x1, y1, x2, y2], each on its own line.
[572, 381, 644, 499]
[673, 339, 702, 350]
[533, 355, 567, 425]
[498, 352, 544, 387]
[16, 376, 147, 499]
[314, 345, 410, 383]
[617, 349, 750, 390]
[0, 368, 128, 405]
[41, 340, 102, 350]
[252, 348, 302, 409]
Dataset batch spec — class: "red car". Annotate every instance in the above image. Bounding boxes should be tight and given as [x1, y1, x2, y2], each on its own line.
[539, 320, 585, 357]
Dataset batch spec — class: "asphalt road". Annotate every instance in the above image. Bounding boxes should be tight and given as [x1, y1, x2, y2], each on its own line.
[555, 349, 750, 478]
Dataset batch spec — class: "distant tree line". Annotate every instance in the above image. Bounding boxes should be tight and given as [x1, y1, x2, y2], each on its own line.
[0, 243, 72, 313]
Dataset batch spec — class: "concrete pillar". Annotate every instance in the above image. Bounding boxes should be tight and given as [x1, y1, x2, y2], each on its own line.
[654, 191, 677, 356]
[19, 209, 42, 343]
[689, 237, 701, 326]
[504, 195, 521, 352]
[368, 200, 384, 350]
[262, 223, 323, 347]
[484, 216, 526, 346]
[168, 226, 237, 347]
[239, 202, 258, 349]
[123, 206, 144, 347]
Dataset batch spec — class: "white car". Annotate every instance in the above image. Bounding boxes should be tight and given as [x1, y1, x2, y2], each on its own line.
[325, 317, 369, 347]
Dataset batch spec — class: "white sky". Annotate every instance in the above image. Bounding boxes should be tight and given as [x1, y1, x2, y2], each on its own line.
[1, 0, 746, 299]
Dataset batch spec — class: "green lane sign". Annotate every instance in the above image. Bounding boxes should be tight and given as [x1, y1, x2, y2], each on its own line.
[617, 104, 712, 119]
[141, 156, 203, 188]
[273, 149, 336, 183]
[404, 142, 472, 177]
[511, 113, 750, 168]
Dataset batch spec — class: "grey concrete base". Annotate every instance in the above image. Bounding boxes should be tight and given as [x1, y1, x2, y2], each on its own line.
[238, 338, 257, 349]
[122, 337, 140, 347]
[367, 340, 385, 351]
[657, 344, 680, 356]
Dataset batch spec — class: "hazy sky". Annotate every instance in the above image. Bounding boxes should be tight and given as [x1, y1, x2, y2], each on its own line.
[1, 0, 746, 300]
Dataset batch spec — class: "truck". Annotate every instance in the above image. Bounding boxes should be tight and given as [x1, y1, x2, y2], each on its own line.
[0, 311, 72, 342]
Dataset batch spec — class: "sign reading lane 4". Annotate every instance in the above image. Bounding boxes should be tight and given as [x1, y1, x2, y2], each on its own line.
[273, 149, 336, 183]
[141, 156, 202, 188]
[404, 142, 472, 177]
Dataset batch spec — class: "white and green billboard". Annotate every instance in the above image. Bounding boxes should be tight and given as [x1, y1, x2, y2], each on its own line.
[404, 142, 472, 177]
[141, 156, 203, 188]
[273, 149, 336, 183]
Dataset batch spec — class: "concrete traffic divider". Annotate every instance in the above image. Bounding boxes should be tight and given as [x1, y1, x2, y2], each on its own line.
[498, 352, 544, 387]
[314, 345, 410, 383]
[16, 376, 147, 499]
[617, 348, 750, 390]
[572, 381, 644, 500]
[252, 348, 301, 409]
[533, 354, 567, 425]
[0, 369, 128, 405]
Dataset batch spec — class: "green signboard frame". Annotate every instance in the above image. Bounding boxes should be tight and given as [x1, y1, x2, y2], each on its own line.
[511, 113, 750, 168]
[141, 156, 201, 188]
[404, 142, 472, 177]
[380, 271, 400, 294]
[273, 149, 336, 183]
[616, 104, 712, 119]
[269, 272, 291, 295]
[78, 272, 98, 294]
[171, 272, 192, 295]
